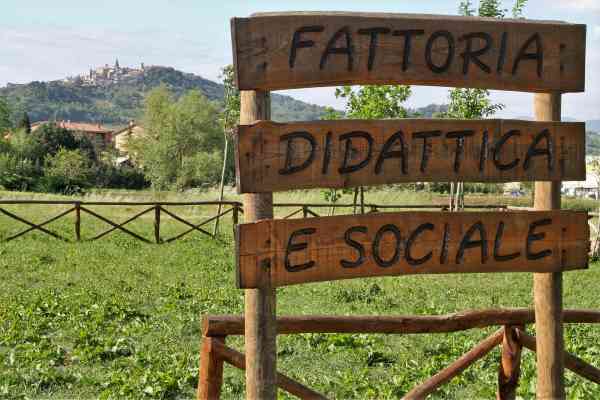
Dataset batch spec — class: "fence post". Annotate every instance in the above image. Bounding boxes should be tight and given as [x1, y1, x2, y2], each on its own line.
[497, 325, 523, 400]
[302, 205, 308, 218]
[533, 92, 565, 399]
[241, 89, 277, 400]
[75, 202, 81, 241]
[232, 204, 240, 226]
[197, 336, 226, 400]
[154, 204, 161, 244]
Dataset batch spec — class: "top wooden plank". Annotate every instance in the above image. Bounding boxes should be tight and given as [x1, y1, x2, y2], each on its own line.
[231, 12, 586, 92]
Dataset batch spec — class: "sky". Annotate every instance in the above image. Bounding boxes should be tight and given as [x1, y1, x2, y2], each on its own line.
[0, 0, 598, 121]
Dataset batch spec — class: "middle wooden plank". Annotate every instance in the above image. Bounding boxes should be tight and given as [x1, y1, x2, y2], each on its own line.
[236, 211, 589, 288]
[235, 119, 585, 193]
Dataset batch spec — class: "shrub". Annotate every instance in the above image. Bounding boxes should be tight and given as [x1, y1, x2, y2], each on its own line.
[94, 163, 149, 190]
[42, 148, 92, 194]
[0, 153, 39, 191]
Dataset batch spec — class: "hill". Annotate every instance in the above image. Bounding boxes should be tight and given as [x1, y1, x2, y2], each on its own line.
[0, 66, 328, 125]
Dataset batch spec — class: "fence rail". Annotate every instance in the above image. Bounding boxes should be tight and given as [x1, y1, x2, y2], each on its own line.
[198, 309, 600, 399]
[0, 200, 509, 243]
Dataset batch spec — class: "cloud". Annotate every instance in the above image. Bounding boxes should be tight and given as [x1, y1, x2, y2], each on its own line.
[0, 25, 228, 85]
[594, 25, 600, 40]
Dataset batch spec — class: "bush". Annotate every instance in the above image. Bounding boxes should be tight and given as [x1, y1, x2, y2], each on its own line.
[94, 163, 149, 190]
[42, 148, 93, 194]
[175, 151, 222, 190]
[0, 153, 39, 191]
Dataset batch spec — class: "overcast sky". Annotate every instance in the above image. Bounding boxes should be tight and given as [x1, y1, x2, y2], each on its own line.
[0, 0, 598, 120]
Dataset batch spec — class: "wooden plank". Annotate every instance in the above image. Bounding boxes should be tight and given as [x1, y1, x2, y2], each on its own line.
[235, 119, 585, 193]
[231, 12, 586, 92]
[236, 211, 588, 288]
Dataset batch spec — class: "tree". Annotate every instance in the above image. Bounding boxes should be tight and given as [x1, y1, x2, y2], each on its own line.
[214, 65, 241, 235]
[34, 123, 79, 156]
[128, 85, 224, 190]
[445, 0, 528, 208]
[335, 85, 412, 119]
[17, 112, 31, 133]
[0, 97, 11, 133]
[43, 148, 92, 194]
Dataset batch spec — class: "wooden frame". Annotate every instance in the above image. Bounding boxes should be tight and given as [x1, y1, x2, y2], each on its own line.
[198, 309, 600, 399]
[229, 10, 588, 400]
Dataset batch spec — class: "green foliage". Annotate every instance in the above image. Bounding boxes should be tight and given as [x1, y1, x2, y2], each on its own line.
[478, 0, 506, 18]
[458, 0, 475, 16]
[219, 65, 240, 137]
[129, 86, 224, 190]
[321, 106, 344, 120]
[43, 149, 93, 194]
[0, 97, 11, 132]
[34, 123, 79, 156]
[512, 0, 527, 17]
[586, 131, 600, 156]
[0, 153, 38, 191]
[16, 112, 31, 133]
[445, 88, 504, 119]
[335, 85, 412, 119]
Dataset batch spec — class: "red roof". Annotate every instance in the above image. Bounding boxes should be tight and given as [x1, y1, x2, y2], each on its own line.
[32, 121, 113, 135]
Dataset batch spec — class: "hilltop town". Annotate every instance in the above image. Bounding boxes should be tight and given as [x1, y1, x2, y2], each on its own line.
[63, 59, 146, 86]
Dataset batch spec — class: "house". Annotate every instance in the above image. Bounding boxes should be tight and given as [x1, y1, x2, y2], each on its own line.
[113, 121, 144, 155]
[32, 120, 114, 150]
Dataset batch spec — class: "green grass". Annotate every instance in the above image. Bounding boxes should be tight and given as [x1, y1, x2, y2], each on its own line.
[1, 188, 599, 399]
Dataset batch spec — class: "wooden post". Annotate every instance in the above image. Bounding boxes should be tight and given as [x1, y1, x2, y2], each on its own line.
[302, 205, 308, 218]
[197, 336, 225, 400]
[533, 92, 565, 399]
[232, 204, 239, 232]
[497, 325, 523, 400]
[154, 204, 161, 244]
[241, 90, 277, 400]
[75, 202, 81, 241]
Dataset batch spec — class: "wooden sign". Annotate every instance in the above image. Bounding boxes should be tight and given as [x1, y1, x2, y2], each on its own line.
[231, 12, 586, 92]
[235, 119, 585, 193]
[236, 211, 588, 288]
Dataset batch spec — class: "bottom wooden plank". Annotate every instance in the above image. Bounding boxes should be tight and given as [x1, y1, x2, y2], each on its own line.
[236, 211, 589, 288]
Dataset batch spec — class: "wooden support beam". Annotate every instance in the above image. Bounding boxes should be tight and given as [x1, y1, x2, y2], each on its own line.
[211, 340, 328, 400]
[240, 89, 277, 400]
[90, 206, 155, 241]
[75, 202, 81, 241]
[154, 205, 161, 244]
[0, 207, 71, 242]
[197, 336, 225, 400]
[80, 206, 152, 243]
[497, 325, 524, 400]
[402, 328, 504, 399]
[516, 329, 600, 385]
[533, 92, 565, 400]
[202, 309, 600, 337]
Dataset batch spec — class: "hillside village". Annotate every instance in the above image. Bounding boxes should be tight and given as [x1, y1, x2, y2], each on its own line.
[65, 59, 146, 86]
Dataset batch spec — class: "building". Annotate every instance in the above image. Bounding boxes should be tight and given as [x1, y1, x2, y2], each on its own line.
[74, 60, 145, 86]
[31, 120, 115, 150]
[113, 121, 145, 155]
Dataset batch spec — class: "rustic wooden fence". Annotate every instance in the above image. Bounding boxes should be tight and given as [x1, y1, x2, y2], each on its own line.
[0, 200, 508, 243]
[198, 309, 600, 399]
[0, 200, 242, 243]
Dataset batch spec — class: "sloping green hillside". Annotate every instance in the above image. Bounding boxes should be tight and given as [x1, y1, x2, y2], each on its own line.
[0, 66, 328, 124]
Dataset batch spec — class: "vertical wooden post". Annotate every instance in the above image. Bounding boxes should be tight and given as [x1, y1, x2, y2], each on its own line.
[154, 204, 161, 244]
[302, 205, 308, 218]
[360, 186, 365, 214]
[241, 90, 277, 400]
[497, 325, 523, 400]
[533, 92, 565, 399]
[232, 204, 239, 232]
[75, 202, 81, 241]
[197, 336, 225, 400]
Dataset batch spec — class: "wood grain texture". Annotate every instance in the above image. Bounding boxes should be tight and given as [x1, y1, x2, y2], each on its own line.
[240, 90, 278, 400]
[497, 326, 523, 400]
[235, 119, 585, 193]
[202, 309, 600, 337]
[236, 211, 589, 288]
[197, 337, 225, 400]
[231, 12, 586, 92]
[532, 92, 565, 400]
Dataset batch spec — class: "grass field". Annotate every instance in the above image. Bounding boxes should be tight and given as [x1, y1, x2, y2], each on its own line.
[1, 188, 599, 399]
